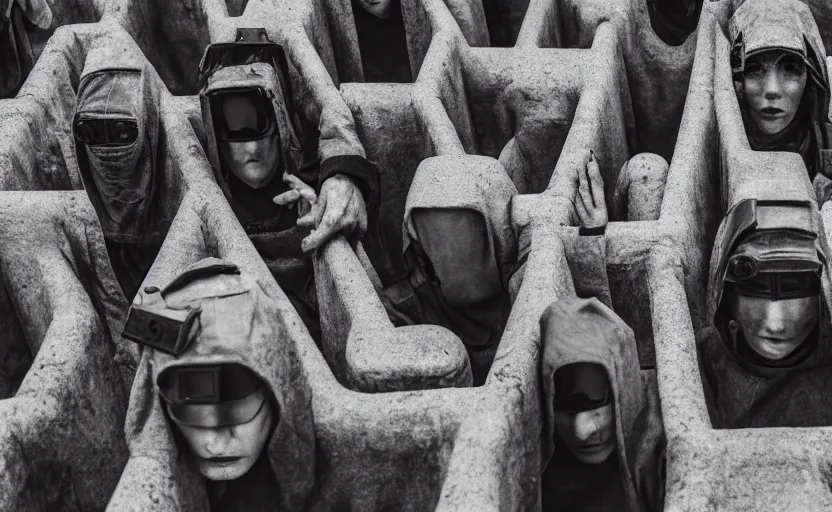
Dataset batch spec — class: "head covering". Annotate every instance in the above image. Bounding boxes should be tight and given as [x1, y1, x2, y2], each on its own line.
[122, 258, 315, 510]
[199, 45, 306, 231]
[729, 0, 832, 180]
[402, 155, 518, 285]
[540, 298, 664, 511]
[646, 0, 703, 46]
[73, 50, 163, 244]
[705, 199, 830, 372]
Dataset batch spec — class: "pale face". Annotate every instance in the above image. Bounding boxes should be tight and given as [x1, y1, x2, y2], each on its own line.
[175, 401, 274, 481]
[553, 404, 616, 465]
[356, 0, 394, 19]
[218, 133, 281, 189]
[412, 208, 503, 307]
[730, 294, 819, 360]
[742, 50, 808, 135]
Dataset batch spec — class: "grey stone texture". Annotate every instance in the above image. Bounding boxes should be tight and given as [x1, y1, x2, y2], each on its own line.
[1, 0, 832, 511]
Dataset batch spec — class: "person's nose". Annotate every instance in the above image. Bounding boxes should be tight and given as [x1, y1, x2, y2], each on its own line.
[573, 411, 600, 442]
[201, 428, 233, 456]
[761, 301, 787, 335]
[763, 70, 783, 101]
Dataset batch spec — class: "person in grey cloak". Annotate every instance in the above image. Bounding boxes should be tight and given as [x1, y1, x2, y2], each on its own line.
[382, 156, 517, 385]
[199, 30, 380, 340]
[72, 50, 171, 300]
[118, 258, 315, 511]
[539, 298, 665, 512]
[729, 0, 832, 204]
[697, 198, 832, 428]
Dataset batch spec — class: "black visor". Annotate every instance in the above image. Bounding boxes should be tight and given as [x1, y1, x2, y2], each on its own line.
[74, 117, 139, 147]
[734, 272, 821, 300]
[210, 88, 276, 142]
[552, 362, 612, 414]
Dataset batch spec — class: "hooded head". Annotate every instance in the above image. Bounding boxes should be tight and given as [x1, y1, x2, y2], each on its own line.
[707, 199, 828, 369]
[122, 258, 315, 509]
[402, 156, 517, 308]
[73, 50, 162, 244]
[729, 0, 831, 155]
[540, 298, 659, 507]
[199, 37, 304, 228]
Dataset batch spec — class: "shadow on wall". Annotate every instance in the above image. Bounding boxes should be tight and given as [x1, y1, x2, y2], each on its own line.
[107, 0, 212, 95]
[0, 280, 30, 399]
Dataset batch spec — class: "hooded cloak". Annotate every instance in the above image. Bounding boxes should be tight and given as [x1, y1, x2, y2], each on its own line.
[72, 50, 168, 300]
[729, 0, 832, 188]
[121, 258, 315, 511]
[540, 298, 665, 512]
[200, 58, 322, 337]
[646, 0, 702, 47]
[696, 199, 832, 428]
[351, 0, 413, 83]
[393, 156, 517, 384]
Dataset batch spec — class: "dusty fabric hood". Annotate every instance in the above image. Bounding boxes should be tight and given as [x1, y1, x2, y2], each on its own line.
[0, 0, 52, 97]
[402, 156, 518, 284]
[123, 258, 315, 510]
[729, 0, 832, 176]
[73, 49, 163, 244]
[200, 57, 305, 227]
[540, 298, 663, 511]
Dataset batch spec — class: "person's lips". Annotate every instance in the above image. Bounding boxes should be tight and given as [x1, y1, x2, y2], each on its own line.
[759, 107, 784, 117]
[579, 441, 606, 452]
[203, 456, 242, 465]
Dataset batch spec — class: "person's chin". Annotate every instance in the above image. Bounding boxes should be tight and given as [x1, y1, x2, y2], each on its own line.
[753, 115, 790, 136]
[197, 456, 255, 481]
[573, 441, 615, 465]
[238, 164, 276, 189]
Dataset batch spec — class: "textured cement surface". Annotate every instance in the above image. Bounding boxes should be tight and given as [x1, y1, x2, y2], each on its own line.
[1, 0, 832, 511]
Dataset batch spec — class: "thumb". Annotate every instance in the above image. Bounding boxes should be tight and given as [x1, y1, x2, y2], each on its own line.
[18, 0, 53, 30]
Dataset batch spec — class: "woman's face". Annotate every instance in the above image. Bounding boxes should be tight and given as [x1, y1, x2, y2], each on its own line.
[175, 400, 274, 481]
[742, 50, 808, 135]
[730, 293, 819, 360]
[553, 404, 616, 465]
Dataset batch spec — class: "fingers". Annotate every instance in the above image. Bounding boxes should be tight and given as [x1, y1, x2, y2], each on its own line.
[577, 159, 593, 209]
[283, 173, 317, 204]
[587, 151, 606, 209]
[272, 189, 301, 206]
[297, 199, 324, 227]
[301, 198, 349, 252]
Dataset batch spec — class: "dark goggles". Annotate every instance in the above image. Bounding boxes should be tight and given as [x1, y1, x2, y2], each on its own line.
[733, 272, 821, 300]
[210, 89, 276, 142]
[552, 363, 612, 414]
[73, 117, 139, 147]
[158, 363, 268, 428]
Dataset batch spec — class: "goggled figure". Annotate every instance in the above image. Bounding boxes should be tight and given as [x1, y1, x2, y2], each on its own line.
[540, 298, 665, 512]
[199, 30, 380, 339]
[120, 258, 315, 511]
[697, 198, 832, 428]
[72, 53, 168, 300]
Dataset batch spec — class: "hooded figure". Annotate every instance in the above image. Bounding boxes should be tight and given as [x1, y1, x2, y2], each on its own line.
[393, 157, 517, 385]
[120, 258, 315, 511]
[540, 298, 665, 512]
[697, 199, 832, 428]
[0, 0, 52, 97]
[199, 36, 380, 340]
[72, 51, 167, 300]
[730, 0, 832, 191]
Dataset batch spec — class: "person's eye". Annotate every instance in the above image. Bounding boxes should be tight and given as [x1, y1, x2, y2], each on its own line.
[745, 64, 765, 77]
